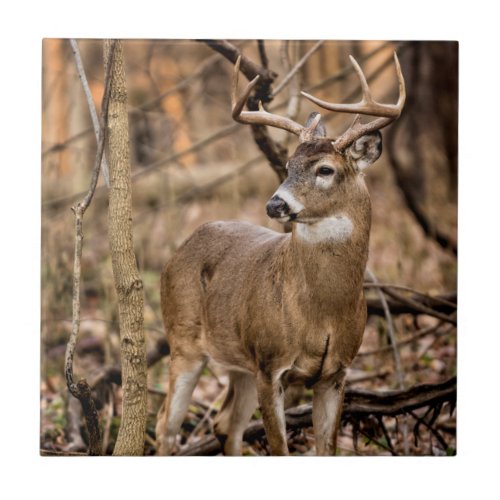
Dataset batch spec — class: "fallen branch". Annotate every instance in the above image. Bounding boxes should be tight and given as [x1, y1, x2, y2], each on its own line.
[378, 287, 456, 325]
[366, 291, 456, 318]
[364, 283, 457, 308]
[178, 377, 456, 456]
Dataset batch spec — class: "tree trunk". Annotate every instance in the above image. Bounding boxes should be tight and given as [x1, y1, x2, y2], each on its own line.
[105, 40, 147, 456]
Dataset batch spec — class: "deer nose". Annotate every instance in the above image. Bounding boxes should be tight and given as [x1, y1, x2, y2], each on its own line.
[266, 195, 289, 218]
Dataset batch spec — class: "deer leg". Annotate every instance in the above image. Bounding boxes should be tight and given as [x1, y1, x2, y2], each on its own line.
[256, 371, 288, 455]
[214, 371, 257, 456]
[312, 371, 346, 456]
[155, 356, 207, 455]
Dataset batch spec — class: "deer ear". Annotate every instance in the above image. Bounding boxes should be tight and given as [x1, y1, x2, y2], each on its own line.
[348, 131, 382, 170]
[304, 112, 327, 138]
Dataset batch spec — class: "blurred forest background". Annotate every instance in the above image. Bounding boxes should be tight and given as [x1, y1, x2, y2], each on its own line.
[41, 39, 457, 456]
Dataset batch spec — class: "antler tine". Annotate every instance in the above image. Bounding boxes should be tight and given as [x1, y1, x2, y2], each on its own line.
[349, 55, 371, 105]
[231, 56, 261, 121]
[301, 51, 406, 150]
[393, 51, 406, 111]
[231, 56, 305, 138]
[301, 52, 405, 119]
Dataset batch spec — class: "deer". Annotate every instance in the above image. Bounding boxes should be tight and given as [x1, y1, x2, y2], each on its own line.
[155, 53, 405, 456]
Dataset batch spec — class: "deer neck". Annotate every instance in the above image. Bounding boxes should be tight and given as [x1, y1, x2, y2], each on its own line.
[285, 204, 371, 304]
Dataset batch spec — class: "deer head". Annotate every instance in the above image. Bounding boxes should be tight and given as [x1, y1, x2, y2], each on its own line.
[232, 54, 405, 233]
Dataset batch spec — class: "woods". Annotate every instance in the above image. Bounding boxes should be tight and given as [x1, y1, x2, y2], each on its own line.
[41, 39, 457, 457]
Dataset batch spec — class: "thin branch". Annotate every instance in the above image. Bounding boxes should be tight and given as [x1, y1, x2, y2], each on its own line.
[377, 416, 397, 455]
[133, 155, 263, 225]
[69, 39, 110, 188]
[64, 40, 116, 456]
[409, 409, 448, 451]
[132, 51, 222, 113]
[357, 426, 398, 456]
[280, 41, 301, 122]
[187, 387, 227, 443]
[306, 41, 394, 94]
[365, 270, 404, 388]
[272, 40, 324, 97]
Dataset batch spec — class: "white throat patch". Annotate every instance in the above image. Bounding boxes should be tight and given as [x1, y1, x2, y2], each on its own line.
[296, 215, 353, 244]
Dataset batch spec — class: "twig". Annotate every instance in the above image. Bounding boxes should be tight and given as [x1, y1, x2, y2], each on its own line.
[279, 41, 300, 122]
[346, 370, 390, 384]
[365, 270, 404, 388]
[272, 40, 324, 97]
[69, 39, 110, 187]
[306, 41, 394, 94]
[64, 40, 116, 456]
[409, 409, 448, 451]
[133, 156, 263, 224]
[187, 386, 227, 443]
[133, 52, 222, 113]
[357, 426, 398, 456]
[377, 416, 397, 455]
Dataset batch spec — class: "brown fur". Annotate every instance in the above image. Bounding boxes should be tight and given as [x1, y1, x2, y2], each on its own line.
[155, 134, 381, 456]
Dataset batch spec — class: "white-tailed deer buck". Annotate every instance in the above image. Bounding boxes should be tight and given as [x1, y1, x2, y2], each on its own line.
[156, 53, 405, 455]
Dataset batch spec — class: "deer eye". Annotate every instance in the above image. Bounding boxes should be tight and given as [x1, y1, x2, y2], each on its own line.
[317, 166, 335, 176]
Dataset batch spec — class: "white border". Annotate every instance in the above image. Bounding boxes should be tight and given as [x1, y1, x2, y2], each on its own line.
[3, 1, 500, 498]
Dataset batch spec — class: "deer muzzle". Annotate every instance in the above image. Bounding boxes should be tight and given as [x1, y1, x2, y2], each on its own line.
[266, 195, 289, 219]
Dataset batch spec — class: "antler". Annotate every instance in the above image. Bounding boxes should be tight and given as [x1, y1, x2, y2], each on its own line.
[231, 56, 322, 142]
[301, 52, 406, 151]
